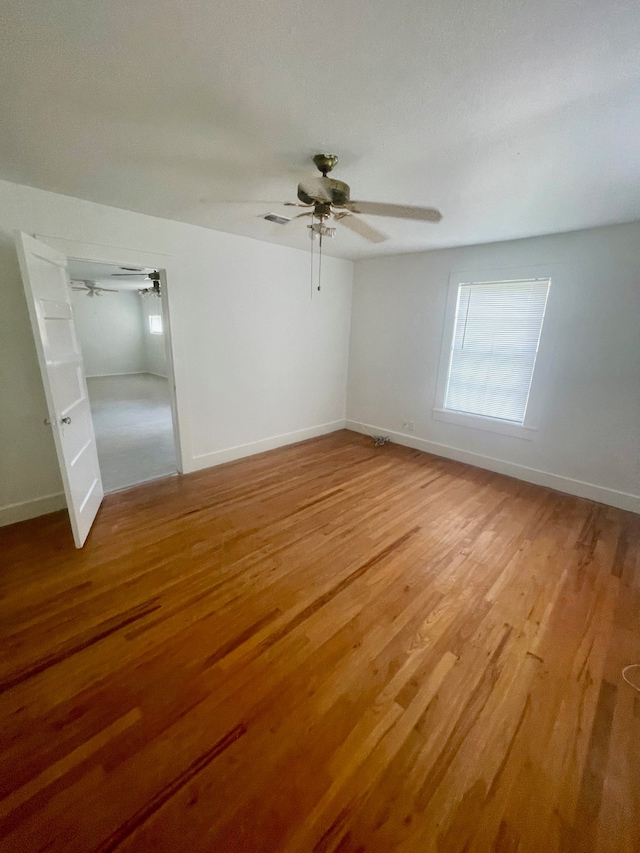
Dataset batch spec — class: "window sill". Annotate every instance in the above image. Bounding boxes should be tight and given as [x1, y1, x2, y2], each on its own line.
[431, 408, 537, 440]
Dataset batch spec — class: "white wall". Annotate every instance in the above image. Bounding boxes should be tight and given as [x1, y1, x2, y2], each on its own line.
[71, 289, 146, 377]
[140, 296, 168, 377]
[72, 285, 170, 378]
[0, 179, 353, 525]
[347, 222, 640, 512]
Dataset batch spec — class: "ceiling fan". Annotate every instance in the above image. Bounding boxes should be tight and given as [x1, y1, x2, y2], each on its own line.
[109, 269, 160, 281]
[107, 269, 161, 296]
[71, 280, 119, 297]
[282, 154, 442, 244]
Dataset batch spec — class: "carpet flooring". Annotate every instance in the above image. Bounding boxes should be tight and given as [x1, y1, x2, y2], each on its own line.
[87, 373, 177, 493]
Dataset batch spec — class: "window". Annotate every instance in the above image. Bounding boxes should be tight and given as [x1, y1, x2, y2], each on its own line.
[435, 275, 550, 435]
[148, 314, 163, 335]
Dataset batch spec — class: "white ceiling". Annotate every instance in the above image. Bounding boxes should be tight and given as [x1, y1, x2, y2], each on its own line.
[1, 0, 639, 260]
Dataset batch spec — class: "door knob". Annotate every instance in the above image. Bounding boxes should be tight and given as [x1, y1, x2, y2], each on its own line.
[61, 416, 71, 425]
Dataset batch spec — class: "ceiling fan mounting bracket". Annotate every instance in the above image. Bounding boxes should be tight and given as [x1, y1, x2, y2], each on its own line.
[313, 153, 338, 176]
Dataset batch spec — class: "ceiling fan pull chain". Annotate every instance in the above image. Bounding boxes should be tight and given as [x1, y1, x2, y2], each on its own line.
[318, 231, 322, 292]
[310, 215, 314, 300]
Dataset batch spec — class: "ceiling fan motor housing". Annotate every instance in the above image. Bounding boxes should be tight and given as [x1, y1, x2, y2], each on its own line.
[297, 178, 351, 207]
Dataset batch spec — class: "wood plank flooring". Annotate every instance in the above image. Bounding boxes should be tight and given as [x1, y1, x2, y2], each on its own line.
[0, 430, 639, 852]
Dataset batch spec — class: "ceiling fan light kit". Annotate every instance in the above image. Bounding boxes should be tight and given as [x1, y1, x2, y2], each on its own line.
[309, 222, 336, 239]
[138, 283, 162, 298]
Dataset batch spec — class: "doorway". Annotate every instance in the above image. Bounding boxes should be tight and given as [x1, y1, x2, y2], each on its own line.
[68, 259, 179, 492]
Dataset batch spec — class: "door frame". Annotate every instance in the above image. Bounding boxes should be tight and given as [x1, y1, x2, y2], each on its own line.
[34, 234, 189, 477]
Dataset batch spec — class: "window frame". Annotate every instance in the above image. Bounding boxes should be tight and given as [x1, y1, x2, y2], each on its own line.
[433, 266, 554, 440]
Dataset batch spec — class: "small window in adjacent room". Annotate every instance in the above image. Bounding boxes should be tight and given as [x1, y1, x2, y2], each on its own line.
[435, 276, 550, 435]
[148, 314, 163, 335]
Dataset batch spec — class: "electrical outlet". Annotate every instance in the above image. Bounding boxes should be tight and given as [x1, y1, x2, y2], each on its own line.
[402, 420, 414, 432]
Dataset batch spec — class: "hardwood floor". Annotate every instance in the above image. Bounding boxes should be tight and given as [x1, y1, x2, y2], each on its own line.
[1, 430, 638, 853]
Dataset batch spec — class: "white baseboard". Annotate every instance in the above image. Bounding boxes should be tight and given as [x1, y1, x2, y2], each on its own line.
[86, 371, 146, 378]
[0, 492, 67, 527]
[189, 419, 347, 473]
[87, 371, 168, 379]
[8, 420, 633, 528]
[1, 421, 344, 527]
[87, 370, 169, 379]
[346, 420, 640, 514]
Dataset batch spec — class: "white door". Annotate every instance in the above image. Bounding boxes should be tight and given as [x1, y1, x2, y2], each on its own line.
[16, 232, 104, 548]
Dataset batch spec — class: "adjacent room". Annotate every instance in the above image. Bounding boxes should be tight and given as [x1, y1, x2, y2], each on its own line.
[0, 1, 639, 852]
[68, 260, 177, 492]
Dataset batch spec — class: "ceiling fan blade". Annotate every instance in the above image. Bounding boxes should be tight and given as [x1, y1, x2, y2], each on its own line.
[348, 202, 442, 222]
[284, 201, 313, 208]
[339, 214, 387, 244]
[97, 287, 119, 292]
[71, 286, 88, 291]
[287, 211, 314, 221]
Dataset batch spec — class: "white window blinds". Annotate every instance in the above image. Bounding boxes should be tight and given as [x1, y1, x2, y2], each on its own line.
[444, 279, 550, 424]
